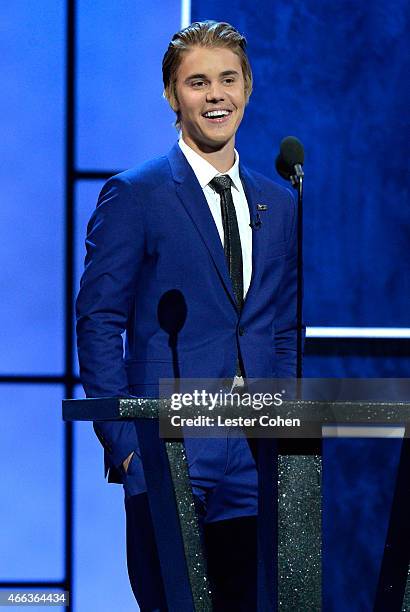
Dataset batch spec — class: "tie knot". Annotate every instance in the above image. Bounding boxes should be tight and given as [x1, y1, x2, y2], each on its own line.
[209, 175, 232, 194]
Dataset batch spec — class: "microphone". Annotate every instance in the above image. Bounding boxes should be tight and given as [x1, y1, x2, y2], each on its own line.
[275, 136, 305, 380]
[249, 213, 262, 230]
[275, 136, 304, 185]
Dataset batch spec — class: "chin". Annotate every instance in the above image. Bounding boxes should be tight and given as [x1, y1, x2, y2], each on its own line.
[203, 130, 234, 145]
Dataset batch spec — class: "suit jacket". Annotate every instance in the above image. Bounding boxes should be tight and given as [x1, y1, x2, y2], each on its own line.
[76, 142, 299, 482]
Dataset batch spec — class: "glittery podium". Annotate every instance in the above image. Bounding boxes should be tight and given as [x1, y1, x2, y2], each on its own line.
[63, 398, 410, 611]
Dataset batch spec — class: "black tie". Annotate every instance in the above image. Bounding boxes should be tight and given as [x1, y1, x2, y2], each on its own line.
[209, 175, 244, 312]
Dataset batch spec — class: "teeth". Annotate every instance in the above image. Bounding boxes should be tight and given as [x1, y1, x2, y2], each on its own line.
[204, 110, 230, 118]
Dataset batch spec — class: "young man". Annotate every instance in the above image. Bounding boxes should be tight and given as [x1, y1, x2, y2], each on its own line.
[76, 20, 298, 611]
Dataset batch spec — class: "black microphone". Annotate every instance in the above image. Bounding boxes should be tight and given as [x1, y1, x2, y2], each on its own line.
[249, 213, 262, 230]
[275, 136, 305, 381]
[275, 136, 304, 183]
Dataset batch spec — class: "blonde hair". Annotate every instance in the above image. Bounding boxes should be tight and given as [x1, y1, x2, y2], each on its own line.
[162, 20, 253, 128]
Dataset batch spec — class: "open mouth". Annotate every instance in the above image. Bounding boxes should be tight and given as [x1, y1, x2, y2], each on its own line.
[202, 109, 233, 123]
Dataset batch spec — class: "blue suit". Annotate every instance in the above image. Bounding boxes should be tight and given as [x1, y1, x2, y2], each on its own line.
[76, 142, 299, 609]
[76, 142, 298, 485]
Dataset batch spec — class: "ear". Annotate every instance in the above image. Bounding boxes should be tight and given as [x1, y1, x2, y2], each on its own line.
[164, 84, 179, 113]
[169, 93, 179, 113]
[170, 99, 179, 112]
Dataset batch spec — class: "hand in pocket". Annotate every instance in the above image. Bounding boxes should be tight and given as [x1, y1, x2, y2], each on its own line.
[122, 451, 134, 474]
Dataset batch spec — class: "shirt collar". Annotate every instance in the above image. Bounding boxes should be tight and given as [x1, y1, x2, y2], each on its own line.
[178, 137, 241, 192]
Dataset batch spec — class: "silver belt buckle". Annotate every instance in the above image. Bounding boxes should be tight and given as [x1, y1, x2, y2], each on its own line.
[230, 375, 245, 393]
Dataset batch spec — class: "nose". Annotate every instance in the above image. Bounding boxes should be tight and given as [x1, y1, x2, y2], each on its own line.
[206, 81, 225, 102]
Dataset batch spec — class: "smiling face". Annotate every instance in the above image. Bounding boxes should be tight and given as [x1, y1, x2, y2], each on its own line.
[174, 46, 247, 155]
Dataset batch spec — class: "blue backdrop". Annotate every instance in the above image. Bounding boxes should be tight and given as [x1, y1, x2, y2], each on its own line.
[193, 0, 410, 330]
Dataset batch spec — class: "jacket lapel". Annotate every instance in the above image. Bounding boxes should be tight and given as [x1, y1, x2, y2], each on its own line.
[167, 144, 237, 310]
[239, 164, 269, 312]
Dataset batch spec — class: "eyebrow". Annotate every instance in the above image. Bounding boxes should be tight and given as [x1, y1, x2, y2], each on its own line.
[184, 70, 240, 82]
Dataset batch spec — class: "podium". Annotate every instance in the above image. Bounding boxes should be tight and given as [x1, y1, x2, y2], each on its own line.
[63, 397, 410, 611]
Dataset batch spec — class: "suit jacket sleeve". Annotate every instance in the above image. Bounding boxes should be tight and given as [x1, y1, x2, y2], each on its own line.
[76, 175, 143, 469]
[274, 188, 305, 377]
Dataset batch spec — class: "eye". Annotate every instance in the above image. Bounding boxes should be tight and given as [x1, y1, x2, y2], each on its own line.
[191, 80, 206, 88]
[223, 77, 235, 85]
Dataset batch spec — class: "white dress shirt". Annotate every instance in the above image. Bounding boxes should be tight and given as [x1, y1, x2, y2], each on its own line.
[178, 137, 253, 298]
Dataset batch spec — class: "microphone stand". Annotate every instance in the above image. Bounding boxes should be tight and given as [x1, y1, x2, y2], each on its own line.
[290, 163, 304, 380]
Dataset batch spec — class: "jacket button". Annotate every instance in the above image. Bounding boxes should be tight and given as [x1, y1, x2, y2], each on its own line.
[238, 327, 245, 336]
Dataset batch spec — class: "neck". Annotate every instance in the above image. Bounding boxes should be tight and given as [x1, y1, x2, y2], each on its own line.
[182, 134, 236, 173]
